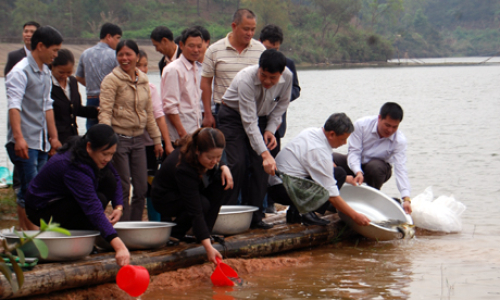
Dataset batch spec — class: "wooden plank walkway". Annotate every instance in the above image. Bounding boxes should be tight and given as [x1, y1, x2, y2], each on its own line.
[0, 214, 352, 299]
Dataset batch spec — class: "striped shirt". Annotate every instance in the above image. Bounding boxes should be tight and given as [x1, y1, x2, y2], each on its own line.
[201, 33, 265, 104]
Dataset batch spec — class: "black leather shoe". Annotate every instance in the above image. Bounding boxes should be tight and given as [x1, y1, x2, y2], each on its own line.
[301, 212, 330, 226]
[311, 212, 330, 225]
[251, 221, 274, 229]
[286, 208, 301, 224]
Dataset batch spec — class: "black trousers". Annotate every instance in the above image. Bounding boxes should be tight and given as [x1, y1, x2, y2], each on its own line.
[267, 167, 347, 214]
[218, 105, 269, 223]
[26, 168, 116, 231]
[151, 176, 225, 241]
[333, 153, 392, 190]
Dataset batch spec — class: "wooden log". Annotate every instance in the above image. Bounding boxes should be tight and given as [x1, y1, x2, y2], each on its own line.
[0, 215, 353, 299]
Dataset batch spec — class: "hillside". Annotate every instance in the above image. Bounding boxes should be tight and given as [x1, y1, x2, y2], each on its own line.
[0, 0, 499, 63]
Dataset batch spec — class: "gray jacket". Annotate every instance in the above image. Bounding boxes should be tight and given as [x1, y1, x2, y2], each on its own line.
[6, 53, 53, 151]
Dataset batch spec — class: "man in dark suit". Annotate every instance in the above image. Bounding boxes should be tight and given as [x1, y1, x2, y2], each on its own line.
[259, 24, 301, 213]
[150, 26, 181, 76]
[4, 21, 40, 76]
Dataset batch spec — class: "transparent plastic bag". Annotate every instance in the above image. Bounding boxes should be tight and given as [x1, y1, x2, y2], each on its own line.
[411, 186, 466, 233]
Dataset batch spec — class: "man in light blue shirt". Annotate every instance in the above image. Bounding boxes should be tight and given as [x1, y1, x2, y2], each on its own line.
[5, 26, 63, 230]
[76, 23, 121, 129]
[334, 102, 412, 214]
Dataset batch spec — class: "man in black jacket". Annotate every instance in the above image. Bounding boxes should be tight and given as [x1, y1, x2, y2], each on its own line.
[150, 26, 181, 76]
[4, 21, 40, 76]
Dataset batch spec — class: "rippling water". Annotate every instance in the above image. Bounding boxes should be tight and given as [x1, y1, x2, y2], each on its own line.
[2, 60, 500, 299]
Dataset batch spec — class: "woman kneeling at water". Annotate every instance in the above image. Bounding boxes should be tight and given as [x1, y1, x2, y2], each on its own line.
[151, 128, 233, 263]
[25, 124, 130, 266]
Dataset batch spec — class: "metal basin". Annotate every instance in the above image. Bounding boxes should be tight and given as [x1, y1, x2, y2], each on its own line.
[338, 184, 413, 241]
[96, 221, 175, 250]
[2, 230, 99, 261]
[212, 205, 258, 235]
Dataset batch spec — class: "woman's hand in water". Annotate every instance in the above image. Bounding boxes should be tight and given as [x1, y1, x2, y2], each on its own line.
[220, 165, 234, 190]
[108, 206, 123, 225]
[202, 238, 222, 264]
[110, 237, 130, 266]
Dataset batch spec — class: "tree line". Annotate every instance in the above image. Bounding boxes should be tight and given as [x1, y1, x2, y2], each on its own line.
[1, 0, 499, 64]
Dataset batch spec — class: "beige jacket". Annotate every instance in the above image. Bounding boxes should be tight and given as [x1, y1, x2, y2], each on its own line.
[99, 67, 161, 144]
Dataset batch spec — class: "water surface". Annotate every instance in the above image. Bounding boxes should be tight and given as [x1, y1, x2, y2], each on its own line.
[1, 61, 499, 299]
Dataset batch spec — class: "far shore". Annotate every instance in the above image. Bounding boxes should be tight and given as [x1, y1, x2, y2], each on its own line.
[1, 42, 497, 77]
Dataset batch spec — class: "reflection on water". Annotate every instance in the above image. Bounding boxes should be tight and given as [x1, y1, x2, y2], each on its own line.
[141, 228, 500, 300]
[142, 240, 414, 300]
[2, 61, 500, 299]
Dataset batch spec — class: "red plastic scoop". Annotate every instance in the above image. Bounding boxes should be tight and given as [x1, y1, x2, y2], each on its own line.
[211, 257, 243, 286]
[116, 265, 150, 297]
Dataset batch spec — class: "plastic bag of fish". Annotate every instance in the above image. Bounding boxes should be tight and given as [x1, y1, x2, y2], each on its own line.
[410, 186, 466, 233]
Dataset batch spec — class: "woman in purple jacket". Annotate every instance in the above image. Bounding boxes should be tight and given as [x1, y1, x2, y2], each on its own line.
[25, 124, 130, 266]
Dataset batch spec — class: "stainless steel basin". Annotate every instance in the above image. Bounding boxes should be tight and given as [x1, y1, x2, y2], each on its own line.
[2, 230, 99, 261]
[212, 205, 258, 235]
[96, 221, 175, 250]
[339, 184, 413, 241]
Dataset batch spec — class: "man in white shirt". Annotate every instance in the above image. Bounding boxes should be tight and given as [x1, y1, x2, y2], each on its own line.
[334, 102, 412, 214]
[162, 28, 203, 142]
[218, 49, 292, 229]
[268, 113, 371, 227]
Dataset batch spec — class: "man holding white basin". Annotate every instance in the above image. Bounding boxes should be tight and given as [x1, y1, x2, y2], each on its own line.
[333, 102, 412, 214]
[268, 113, 371, 227]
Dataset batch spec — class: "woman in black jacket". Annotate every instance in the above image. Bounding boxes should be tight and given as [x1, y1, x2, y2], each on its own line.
[51, 49, 98, 144]
[151, 128, 233, 263]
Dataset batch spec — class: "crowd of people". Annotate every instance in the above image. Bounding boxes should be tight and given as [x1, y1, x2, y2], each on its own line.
[4, 9, 412, 266]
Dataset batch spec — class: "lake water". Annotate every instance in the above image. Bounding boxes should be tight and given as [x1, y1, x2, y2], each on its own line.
[2, 60, 500, 299]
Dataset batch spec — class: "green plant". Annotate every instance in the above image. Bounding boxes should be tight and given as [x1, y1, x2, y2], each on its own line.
[0, 218, 70, 292]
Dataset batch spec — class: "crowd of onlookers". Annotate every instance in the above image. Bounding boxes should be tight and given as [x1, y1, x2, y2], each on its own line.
[4, 8, 412, 265]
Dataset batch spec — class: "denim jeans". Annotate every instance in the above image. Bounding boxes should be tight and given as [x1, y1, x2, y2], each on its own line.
[86, 96, 100, 130]
[6, 143, 48, 208]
